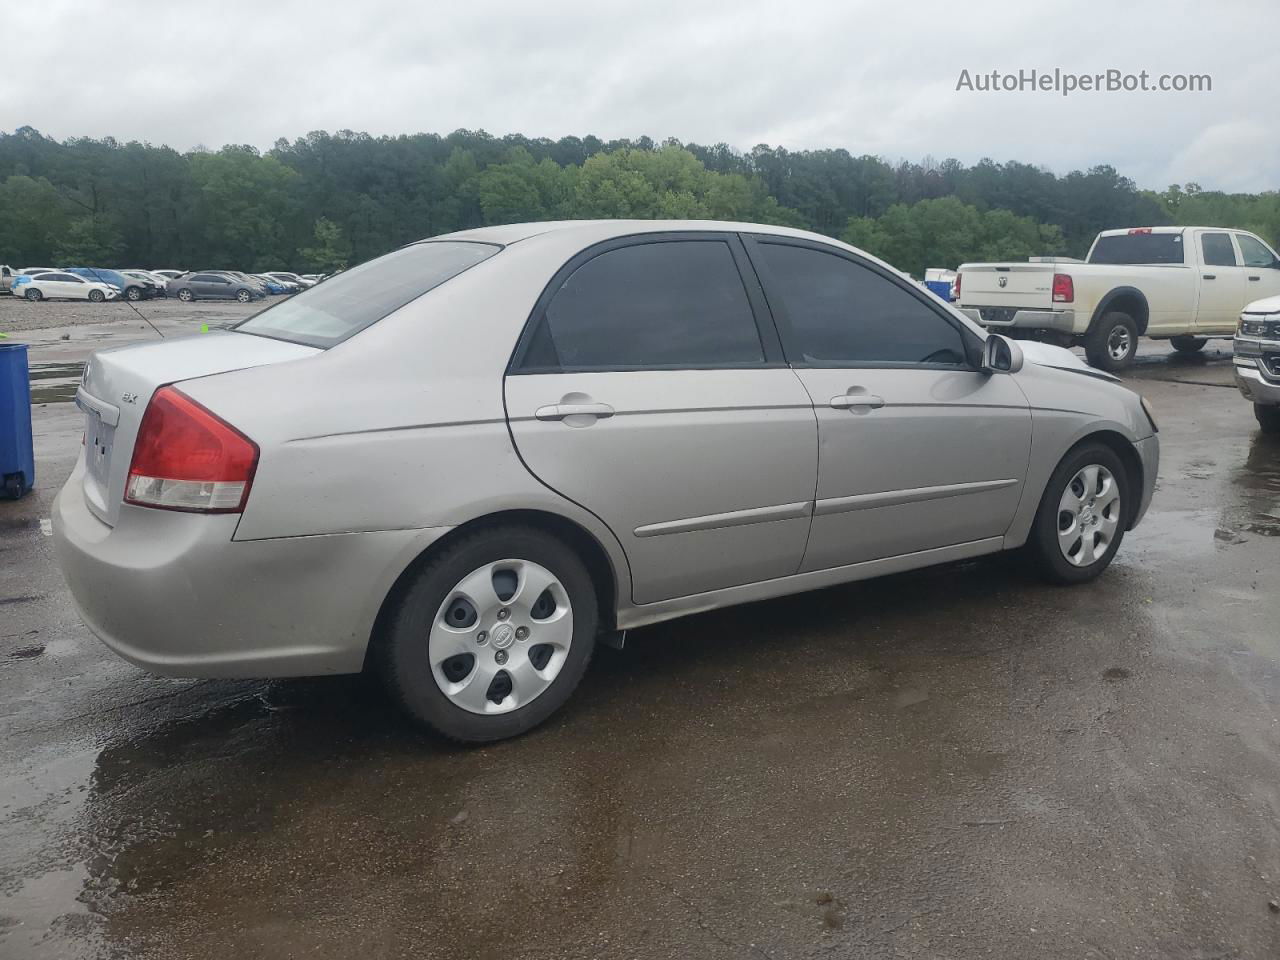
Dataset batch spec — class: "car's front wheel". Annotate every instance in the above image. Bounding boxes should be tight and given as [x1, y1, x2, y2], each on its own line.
[236, 289, 252, 303]
[87, 289, 105, 303]
[125, 286, 142, 301]
[1256, 403, 1280, 435]
[378, 525, 598, 743]
[1029, 442, 1130, 584]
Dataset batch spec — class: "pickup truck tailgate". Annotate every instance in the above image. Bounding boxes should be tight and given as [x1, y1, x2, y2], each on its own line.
[959, 264, 1055, 308]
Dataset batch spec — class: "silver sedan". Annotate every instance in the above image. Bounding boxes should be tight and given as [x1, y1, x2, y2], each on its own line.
[53, 220, 1159, 742]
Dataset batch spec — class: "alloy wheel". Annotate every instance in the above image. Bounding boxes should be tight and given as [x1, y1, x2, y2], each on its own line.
[428, 559, 573, 715]
[1057, 464, 1121, 566]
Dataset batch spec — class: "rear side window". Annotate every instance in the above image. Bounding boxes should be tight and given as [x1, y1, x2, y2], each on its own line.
[235, 241, 498, 348]
[518, 240, 765, 370]
[1201, 233, 1238, 267]
[1089, 233, 1185, 265]
[756, 242, 967, 367]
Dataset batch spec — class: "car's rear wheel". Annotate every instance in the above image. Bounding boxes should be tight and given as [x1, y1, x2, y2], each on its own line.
[177, 288, 194, 302]
[24, 288, 42, 301]
[1084, 312, 1139, 370]
[1029, 442, 1130, 584]
[378, 525, 598, 743]
[1170, 335, 1207, 354]
[236, 289, 252, 303]
[1256, 403, 1280, 435]
[87, 289, 105, 303]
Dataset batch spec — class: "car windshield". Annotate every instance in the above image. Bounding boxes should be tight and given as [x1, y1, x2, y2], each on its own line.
[234, 241, 499, 348]
[1089, 233, 1185, 265]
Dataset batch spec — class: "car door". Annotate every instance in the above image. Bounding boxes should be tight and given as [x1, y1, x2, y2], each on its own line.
[1235, 233, 1280, 303]
[60, 274, 90, 299]
[1195, 231, 1246, 333]
[744, 236, 1032, 572]
[45, 273, 80, 299]
[504, 233, 819, 605]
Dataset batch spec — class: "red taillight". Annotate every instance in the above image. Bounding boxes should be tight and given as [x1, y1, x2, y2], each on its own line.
[125, 386, 258, 513]
[1127, 227, 1153, 235]
[954, 272, 962, 298]
[1052, 273, 1074, 303]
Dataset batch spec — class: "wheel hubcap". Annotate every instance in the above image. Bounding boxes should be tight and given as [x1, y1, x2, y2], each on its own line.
[429, 559, 572, 715]
[1057, 464, 1121, 567]
[1107, 327, 1132, 361]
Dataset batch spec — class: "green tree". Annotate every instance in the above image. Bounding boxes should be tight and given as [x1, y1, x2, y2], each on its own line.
[299, 217, 351, 271]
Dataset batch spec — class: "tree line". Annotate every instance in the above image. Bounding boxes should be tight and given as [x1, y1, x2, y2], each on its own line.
[1, 125, 1277, 279]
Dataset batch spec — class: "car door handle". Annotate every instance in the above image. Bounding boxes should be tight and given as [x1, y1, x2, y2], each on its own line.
[1202, 274, 1216, 280]
[534, 402, 615, 421]
[830, 394, 885, 410]
[1249, 275, 1261, 281]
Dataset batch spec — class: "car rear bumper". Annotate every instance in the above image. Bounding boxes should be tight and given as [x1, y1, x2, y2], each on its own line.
[52, 458, 451, 678]
[1132, 434, 1159, 529]
[959, 307, 1077, 333]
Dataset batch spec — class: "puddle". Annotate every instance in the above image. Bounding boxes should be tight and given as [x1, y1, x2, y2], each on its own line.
[1227, 438, 1280, 538]
[28, 362, 85, 405]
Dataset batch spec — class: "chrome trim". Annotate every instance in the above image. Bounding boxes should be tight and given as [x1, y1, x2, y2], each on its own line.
[75, 387, 121, 427]
[814, 478, 1019, 518]
[634, 500, 813, 538]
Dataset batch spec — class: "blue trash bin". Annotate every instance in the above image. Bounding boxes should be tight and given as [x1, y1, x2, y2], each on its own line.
[0, 343, 36, 499]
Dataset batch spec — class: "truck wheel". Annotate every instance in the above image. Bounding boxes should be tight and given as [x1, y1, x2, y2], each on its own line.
[1170, 336, 1207, 354]
[1256, 404, 1280, 435]
[1085, 312, 1139, 371]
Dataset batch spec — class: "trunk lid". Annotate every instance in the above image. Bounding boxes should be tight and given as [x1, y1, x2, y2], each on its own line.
[76, 331, 320, 526]
[957, 263, 1057, 311]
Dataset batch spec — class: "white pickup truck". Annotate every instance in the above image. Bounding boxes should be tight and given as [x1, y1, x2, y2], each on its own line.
[956, 226, 1280, 370]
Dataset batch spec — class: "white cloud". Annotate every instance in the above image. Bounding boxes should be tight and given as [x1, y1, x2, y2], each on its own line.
[1, 0, 1275, 191]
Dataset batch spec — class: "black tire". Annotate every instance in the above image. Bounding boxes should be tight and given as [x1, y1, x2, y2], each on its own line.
[177, 288, 194, 302]
[236, 288, 252, 303]
[1084, 311, 1139, 371]
[125, 286, 142, 301]
[88, 289, 105, 303]
[1170, 335, 1207, 354]
[377, 525, 598, 743]
[1028, 441, 1131, 585]
[25, 288, 42, 301]
[1256, 404, 1280, 435]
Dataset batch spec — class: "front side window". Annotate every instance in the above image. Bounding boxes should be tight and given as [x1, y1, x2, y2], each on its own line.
[756, 242, 967, 367]
[236, 241, 498, 348]
[520, 240, 765, 370]
[1237, 234, 1278, 269]
[1201, 233, 1238, 267]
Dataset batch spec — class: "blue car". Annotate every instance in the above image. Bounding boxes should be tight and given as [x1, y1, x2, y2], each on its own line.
[65, 267, 157, 301]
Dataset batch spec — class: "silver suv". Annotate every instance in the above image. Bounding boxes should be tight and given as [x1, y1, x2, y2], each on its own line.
[1235, 295, 1280, 433]
[53, 220, 1159, 743]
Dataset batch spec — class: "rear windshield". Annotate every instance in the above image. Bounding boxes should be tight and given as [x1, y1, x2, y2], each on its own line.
[1089, 233, 1185, 265]
[234, 240, 500, 348]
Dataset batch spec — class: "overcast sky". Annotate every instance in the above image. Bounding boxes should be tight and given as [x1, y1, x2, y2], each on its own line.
[2, 0, 1274, 192]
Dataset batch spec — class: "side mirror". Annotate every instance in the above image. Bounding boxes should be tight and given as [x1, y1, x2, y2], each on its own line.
[982, 334, 1024, 374]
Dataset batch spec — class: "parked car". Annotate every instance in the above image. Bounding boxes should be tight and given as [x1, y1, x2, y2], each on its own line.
[252, 274, 292, 295]
[1234, 295, 1280, 433]
[151, 269, 186, 280]
[52, 220, 1159, 743]
[957, 226, 1280, 370]
[17, 271, 119, 302]
[168, 272, 264, 302]
[20, 266, 59, 276]
[122, 270, 171, 297]
[0, 265, 14, 294]
[65, 267, 158, 301]
[265, 271, 315, 289]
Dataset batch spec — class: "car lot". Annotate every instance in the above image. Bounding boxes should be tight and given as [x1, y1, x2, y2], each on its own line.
[1, 292, 1278, 958]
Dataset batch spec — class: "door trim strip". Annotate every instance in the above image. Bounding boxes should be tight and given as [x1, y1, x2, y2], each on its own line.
[634, 500, 813, 538]
[813, 478, 1018, 517]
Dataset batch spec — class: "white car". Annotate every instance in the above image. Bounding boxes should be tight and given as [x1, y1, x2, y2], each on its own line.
[151, 269, 186, 281]
[958, 226, 1280, 370]
[19, 271, 119, 302]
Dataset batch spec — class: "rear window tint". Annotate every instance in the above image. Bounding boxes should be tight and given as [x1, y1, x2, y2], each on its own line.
[1088, 234, 1185, 265]
[235, 241, 499, 348]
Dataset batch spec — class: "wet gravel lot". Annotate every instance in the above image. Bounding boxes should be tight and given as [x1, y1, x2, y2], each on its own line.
[2, 296, 1278, 959]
